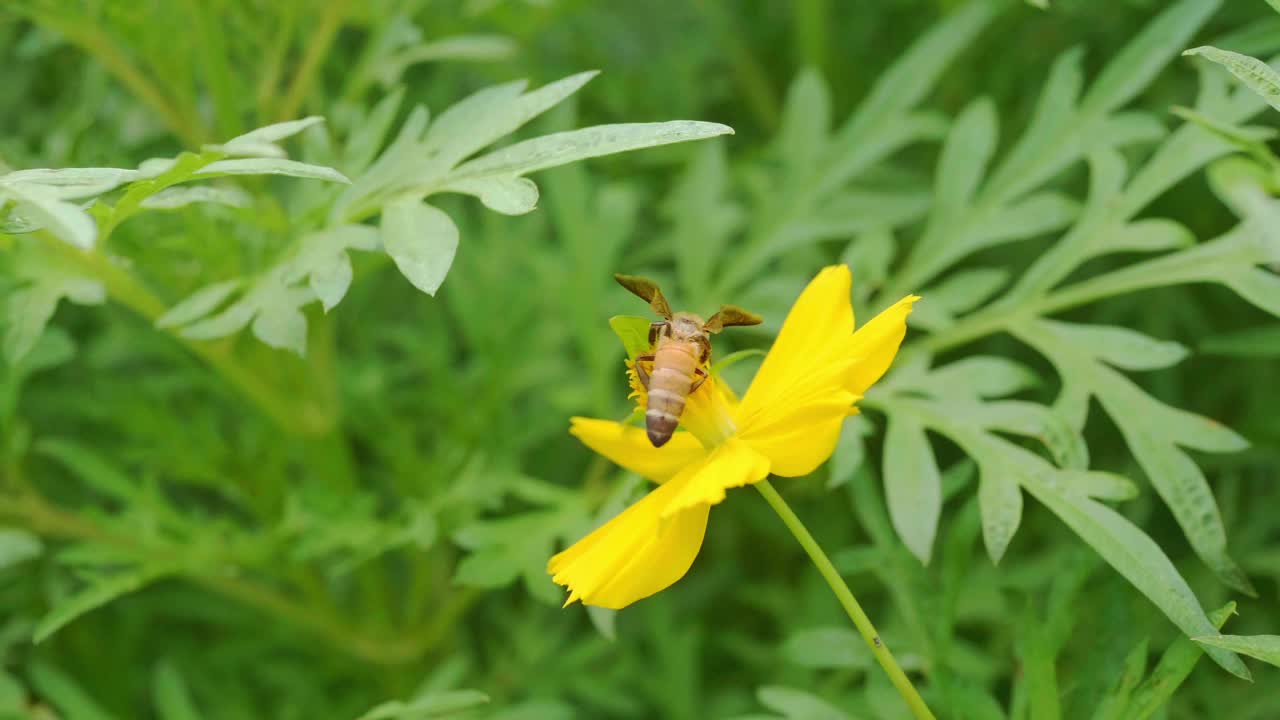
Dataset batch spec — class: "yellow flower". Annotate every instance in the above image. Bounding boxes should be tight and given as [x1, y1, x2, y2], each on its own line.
[548, 265, 918, 609]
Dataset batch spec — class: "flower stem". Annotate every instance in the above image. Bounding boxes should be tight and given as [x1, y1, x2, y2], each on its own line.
[754, 479, 936, 720]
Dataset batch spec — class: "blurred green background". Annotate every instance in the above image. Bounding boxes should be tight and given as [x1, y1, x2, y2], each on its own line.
[0, 0, 1278, 718]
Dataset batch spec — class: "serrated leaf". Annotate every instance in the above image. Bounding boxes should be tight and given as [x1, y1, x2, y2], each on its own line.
[156, 280, 242, 328]
[1062, 471, 1138, 501]
[422, 72, 597, 170]
[153, 663, 204, 720]
[29, 664, 120, 720]
[453, 549, 522, 588]
[756, 686, 851, 720]
[586, 605, 617, 642]
[0, 529, 42, 570]
[924, 357, 1039, 400]
[1224, 267, 1280, 316]
[382, 200, 458, 295]
[977, 468, 1022, 564]
[1192, 634, 1280, 668]
[935, 98, 998, 214]
[36, 438, 138, 500]
[34, 564, 175, 643]
[778, 68, 831, 174]
[1013, 448, 1250, 679]
[2, 167, 141, 198]
[251, 303, 307, 355]
[782, 627, 870, 670]
[0, 671, 23, 713]
[441, 176, 539, 215]
[1184, 46, 1280, 113]
[1108, 218, 1195, 254]
[194, 158, 350, 184]
[1127, 602, 1236, 719]
[1047, 323, 1187, 370]
[357, 690, 490, 720]
[140, 186, 251, 210]
[450, 121, 734, 180]
[223, 116, 325, 148]
[884, 415, 941, 564]
[0, 182, 97, 248]
[927, 268, 1009, 315]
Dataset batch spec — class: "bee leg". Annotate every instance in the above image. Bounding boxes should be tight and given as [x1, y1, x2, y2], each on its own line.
[648, 322, 668, 345]
[634, 354, 655, 390]
[689, 367, 709, 393]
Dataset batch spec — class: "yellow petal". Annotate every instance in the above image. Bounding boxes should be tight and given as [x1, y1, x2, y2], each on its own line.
[846, 295, 919, 394]
[737, 265, 854, 425]
[547, 475, 710, 609]
[570, 417, 707, 483]
[548, 436, 770, 609]
[735, 270, 916, 477]
[660, 436, 771, 518]
[738, 391, 856, 477]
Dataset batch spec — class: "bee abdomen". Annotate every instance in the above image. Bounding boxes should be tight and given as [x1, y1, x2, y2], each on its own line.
[645, 388, 685, 447]
[645, 344, 699, 447]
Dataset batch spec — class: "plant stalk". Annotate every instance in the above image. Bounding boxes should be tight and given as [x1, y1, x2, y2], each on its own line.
[755, 479, 936, 720]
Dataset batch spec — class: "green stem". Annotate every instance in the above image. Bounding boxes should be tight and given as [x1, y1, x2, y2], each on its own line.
[754, 479, 936, 720]
[275, 0, 352, 121]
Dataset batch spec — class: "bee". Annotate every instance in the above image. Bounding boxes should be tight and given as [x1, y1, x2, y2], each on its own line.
[615, 273, 762, 447]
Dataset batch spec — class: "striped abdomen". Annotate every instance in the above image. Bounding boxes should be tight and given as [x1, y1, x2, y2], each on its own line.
[645, 341, 700, 447]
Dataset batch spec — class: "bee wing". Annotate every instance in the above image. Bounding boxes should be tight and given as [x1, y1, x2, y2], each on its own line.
[704, 304, 763, 333]
[614, 273, 673, 319]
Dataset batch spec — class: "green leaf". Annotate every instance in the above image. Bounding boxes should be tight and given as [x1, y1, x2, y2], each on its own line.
[1126, 602, 1236, 719]
[140, 186, 251, 210]
[36, 438, 138, 500]
[1015, 452, 1250, 679]
[935, 98, 998, 216]
[382, 201, 459, 296]
[440, 176, 539, 215]
[0, 529, 42, 570]
[781, 627, 870, 670]
[2, 167, 140, 198]
[34, 564, 176, 643]
[977, 465, 1022, 564]
[449, 121, 734, 181]
[778, 68, 831, 175]
[29, 664, 121, 720]
[1083, 0, 1221, 116]
[153, 663, 204, 720]
[357, 690, 490, 720]
[0, 181, 97, 248]
[5, 265, 105, 365]
[1192, 634, 1280, 668]
[1089, 638, 1148, 720]
[422, 72, 598, 170]
[1046, 323, 1187, 371]
[609, 315, 653, 361]
[0, 671, 23, 713]
[1184, 46, 1280, 113]
[921, 357, 1038, 400]
[194, 158, 349, 183]
[883, 415, 941, 564]
[220, 116, 325, 153]
[156, 280, 242, 328]
[756, 686, 851, 720]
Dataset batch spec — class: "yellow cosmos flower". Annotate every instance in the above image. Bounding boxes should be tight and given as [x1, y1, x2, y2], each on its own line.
[548, 265, 917, 609]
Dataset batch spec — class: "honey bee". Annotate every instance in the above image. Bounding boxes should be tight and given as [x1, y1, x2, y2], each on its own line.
[615, 274, 762, 447]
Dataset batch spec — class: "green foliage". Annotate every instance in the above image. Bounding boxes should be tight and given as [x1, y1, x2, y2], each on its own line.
[1, 0, 1278, 718]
